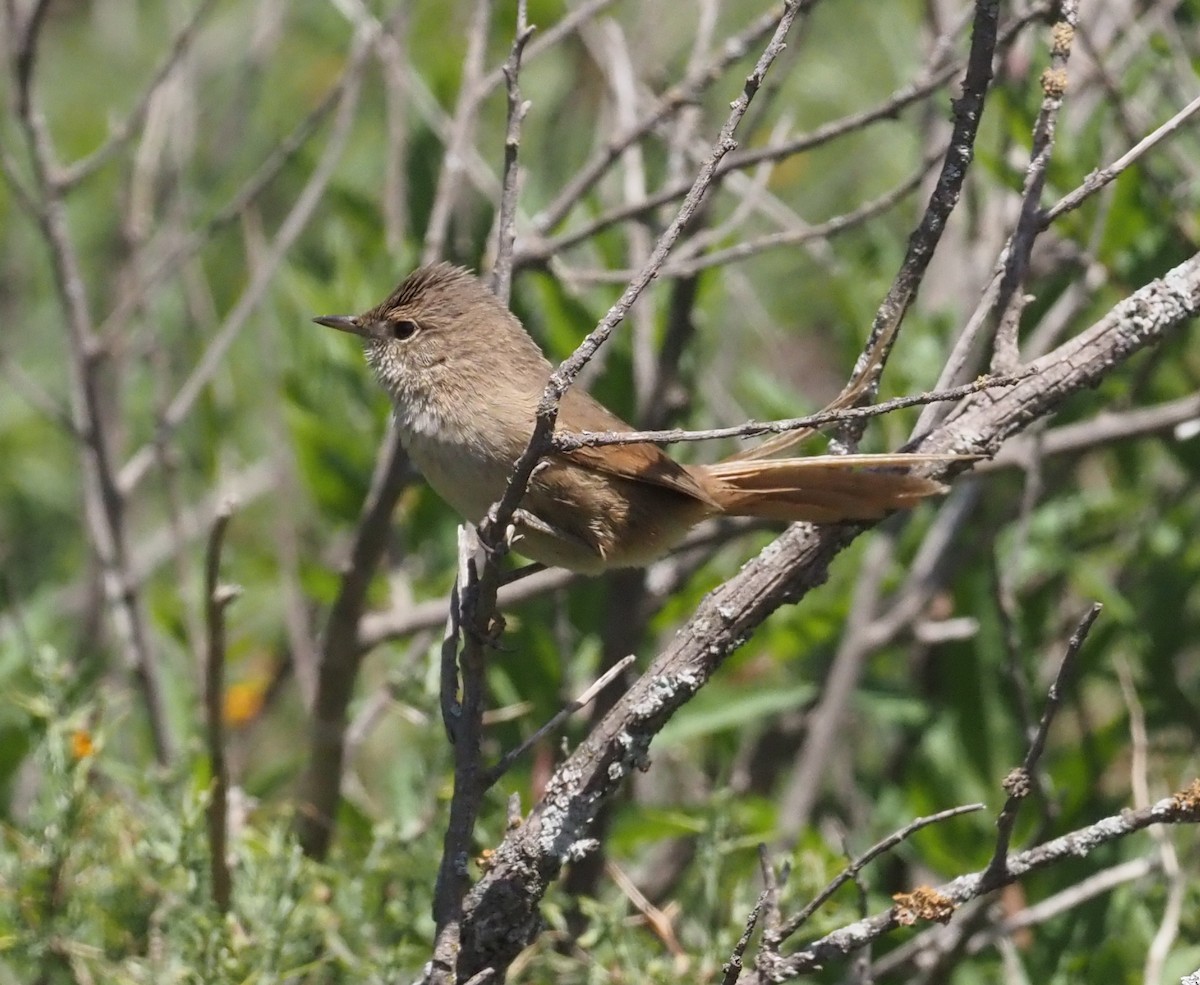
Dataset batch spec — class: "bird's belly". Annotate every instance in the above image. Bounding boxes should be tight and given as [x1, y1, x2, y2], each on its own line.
[401, 427, 507, 523]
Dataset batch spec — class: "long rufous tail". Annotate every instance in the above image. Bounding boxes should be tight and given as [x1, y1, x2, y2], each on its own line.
[699, 454, 951, 523]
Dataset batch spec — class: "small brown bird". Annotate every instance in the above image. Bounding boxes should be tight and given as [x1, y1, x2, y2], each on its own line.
[315, 264, 953, 573]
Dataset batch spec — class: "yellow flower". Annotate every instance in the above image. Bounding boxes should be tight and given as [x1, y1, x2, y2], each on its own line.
[224, 680, 267, 726]
[70, 729, 95, 760]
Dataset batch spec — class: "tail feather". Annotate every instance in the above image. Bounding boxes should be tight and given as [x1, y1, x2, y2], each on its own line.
[702, 455, 950, 523]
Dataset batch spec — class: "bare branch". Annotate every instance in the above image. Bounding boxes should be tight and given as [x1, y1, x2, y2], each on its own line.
[982, 602, 1103, 886]
[755, 788, 1200, 982]
[490, 0, 535, 304]
[1042, 90, 1200, 226]
[483, 654, 635, 788]
[202, 502, 238, 914]
[723, 886, 769, 985]
[991, 3, 1081, 373]
[552, 372, 1025, 452]
[772, 803, 986, 945]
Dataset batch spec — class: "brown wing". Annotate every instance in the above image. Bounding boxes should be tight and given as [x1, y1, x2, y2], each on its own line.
[555, 387, 720, 508]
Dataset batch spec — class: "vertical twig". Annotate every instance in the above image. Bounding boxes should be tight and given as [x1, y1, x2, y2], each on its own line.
[203, 503, 238, 913]
[991, 2, 1081, 372]
[1116, 657, 1185, 984]
[490, 0, 535, 304]
[429, 528, 495, 985]
[422, 0, 494, 267]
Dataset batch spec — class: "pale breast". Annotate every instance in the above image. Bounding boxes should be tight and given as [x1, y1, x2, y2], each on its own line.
[391, 400, 508, 523]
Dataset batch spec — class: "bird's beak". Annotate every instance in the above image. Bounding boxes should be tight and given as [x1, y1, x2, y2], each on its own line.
[312, 314, 369, 337]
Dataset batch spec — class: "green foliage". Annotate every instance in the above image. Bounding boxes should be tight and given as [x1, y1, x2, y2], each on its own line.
[0, 648, 439, 984]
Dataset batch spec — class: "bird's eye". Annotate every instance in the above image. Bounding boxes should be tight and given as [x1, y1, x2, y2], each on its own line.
[391, 319, 418, 341]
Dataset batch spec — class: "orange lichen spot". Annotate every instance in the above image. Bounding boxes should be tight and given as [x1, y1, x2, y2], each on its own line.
[893, 886, 956, 926]
[70, 729, 95, 760]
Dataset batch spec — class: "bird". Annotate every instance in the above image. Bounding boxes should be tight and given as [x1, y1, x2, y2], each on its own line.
[314, 263, 958, 573]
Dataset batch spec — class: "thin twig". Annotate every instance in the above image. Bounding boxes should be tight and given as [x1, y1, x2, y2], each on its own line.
[490, 0, 535, 304]
[990, 3, 1081, 373]
[552, 372, 1025, 451]
[757, 844, 783, 940]
[203, 502, 238, 913]
[756, 787, 1200, 982]
[723, 887, 769, 985]
[1042, 91, 1200, 226]
[982, 602, 1102, 886]
[483, 654, 635, 788]
[772, 803, 985, 945]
